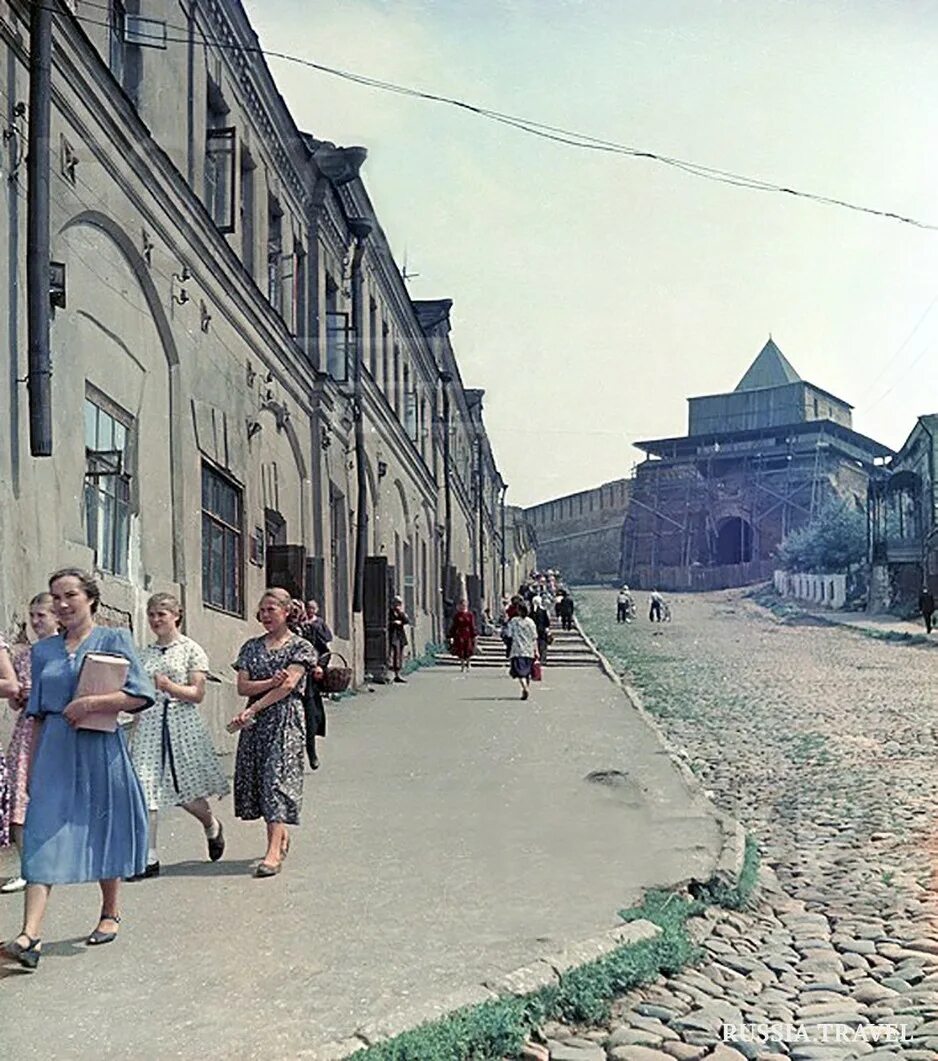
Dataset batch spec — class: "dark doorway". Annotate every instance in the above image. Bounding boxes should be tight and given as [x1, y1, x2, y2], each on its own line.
[716, 517, 753, 565]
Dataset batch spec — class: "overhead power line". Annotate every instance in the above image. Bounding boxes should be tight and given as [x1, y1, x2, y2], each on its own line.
[44, 2, 938, 232]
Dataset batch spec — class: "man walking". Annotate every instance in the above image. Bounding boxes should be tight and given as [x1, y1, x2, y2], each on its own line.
[616, 586, 633, 623]
[558, 592, 575, 631]
[649, 589, 665, 623]
[920, 586, 935, 634]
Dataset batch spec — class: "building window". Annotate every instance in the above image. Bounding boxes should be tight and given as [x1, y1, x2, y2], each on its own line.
[109, 0, 127, 85]
[382, 322, 391, 395]
[325, 277, 349, 381]
[240, 147, 256, 275]
[404, 366, 418, 441]
[205, 127, 236, 232]
[393, 344, 401, 416]
[368, 298, 378, 378]
[84, 395, 132, 578]
[267, 196, 283, 312]
[201, 463, 243, 615]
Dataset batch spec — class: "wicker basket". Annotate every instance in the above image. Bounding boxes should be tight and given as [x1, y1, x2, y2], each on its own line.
[319, 652, 352, 694]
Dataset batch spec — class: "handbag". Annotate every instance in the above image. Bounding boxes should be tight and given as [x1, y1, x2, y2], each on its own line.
[532, 659, 542, 682]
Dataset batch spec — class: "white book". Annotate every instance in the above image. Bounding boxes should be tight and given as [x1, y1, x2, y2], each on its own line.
[74, 652, 129, 733]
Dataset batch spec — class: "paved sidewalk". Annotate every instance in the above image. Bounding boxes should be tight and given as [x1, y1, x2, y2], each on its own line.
[0, 661, 723, 1059]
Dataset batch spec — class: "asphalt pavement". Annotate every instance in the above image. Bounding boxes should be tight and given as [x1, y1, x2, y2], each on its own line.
[0, 655, 723, 1059]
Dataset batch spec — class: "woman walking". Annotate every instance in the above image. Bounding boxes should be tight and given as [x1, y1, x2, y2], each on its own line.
[2, 568, 153, 971]
[2, 594, 58, 894]
[448, 599, 477, 673]
[533, 597, 551, 666]
[388, 596, 410, 684]
[228, 588, 315, 878]
[129, 593, 228, 879]
[505, 602, 539, 701]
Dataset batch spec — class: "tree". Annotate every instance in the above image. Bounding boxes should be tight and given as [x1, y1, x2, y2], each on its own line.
[777, 500, 866, 574]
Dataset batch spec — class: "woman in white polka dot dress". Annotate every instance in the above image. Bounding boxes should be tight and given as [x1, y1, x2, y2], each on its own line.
[129, 593, 229, 878]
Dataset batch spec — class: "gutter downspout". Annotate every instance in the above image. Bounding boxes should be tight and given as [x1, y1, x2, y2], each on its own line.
[500, 483, 507, 597]
[27, 0, 52, 456]
[476, 434, 484, 606]
[440, 371, 453, 609]
[350, 222, 371, 613]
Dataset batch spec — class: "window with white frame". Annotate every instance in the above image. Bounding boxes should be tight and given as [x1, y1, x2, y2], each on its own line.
[84, 394, 132, 577]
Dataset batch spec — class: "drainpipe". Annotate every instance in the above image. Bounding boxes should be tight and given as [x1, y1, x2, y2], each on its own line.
[439, 371, 453, 607]
[476, 434, 484, 605]
[27, 0, 52, 457]
[500, 483, 507, 597]
[349, 219, 372, 613]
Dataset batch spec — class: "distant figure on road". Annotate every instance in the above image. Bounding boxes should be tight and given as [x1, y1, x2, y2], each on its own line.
[616, 586, 634, 624]
[388, 597, 410, 683]
[229, 587, 316, 879]
[505, 602, 538, 701]
[649, 589, 665, 623]
[448, 599, 477, 673]
[533, 596, 552, 665]
[558, 592, 575, 631]
[920, 587, 935, 634]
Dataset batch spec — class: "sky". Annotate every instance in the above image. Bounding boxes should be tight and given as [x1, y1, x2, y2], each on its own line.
[243, 0, 938, 509]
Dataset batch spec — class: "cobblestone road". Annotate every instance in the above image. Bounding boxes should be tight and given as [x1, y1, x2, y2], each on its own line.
[545, 588, 938, 1061]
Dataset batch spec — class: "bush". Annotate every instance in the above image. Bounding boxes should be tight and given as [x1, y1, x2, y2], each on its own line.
[777, 500, 866, 574]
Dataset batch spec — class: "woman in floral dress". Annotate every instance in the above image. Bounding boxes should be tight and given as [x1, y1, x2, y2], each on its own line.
[2, 593, 58, 894]
[129, 593, 228, 879]
[229, 588, 315, 878]
[0, 634, 22, 850]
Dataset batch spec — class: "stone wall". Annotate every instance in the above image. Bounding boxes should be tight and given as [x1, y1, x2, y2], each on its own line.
[525, 480, 629, 584]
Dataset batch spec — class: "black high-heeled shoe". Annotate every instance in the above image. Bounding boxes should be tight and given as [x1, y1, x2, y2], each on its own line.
[87, 912, 121, 946]
[4, 934, 41, 970]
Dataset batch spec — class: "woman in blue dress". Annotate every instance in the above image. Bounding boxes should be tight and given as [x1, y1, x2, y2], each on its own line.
[2, 568, 153, 970]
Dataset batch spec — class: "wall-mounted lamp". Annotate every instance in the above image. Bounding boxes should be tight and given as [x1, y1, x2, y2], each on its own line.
[247, 418, 262, 441]
[199, 300, 212, 333]
[377, 460, 388, 479]
[321, 426, 332, 450]
[246, 361, 257, 387]
[142, 229, 154, 267]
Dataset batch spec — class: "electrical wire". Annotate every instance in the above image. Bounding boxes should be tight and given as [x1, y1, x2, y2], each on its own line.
[42, 1, 938, 232]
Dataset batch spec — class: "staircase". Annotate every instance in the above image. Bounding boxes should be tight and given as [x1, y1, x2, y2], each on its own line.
[436, 626, 599, 669]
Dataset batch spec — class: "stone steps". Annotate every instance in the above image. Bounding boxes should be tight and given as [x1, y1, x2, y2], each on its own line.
[436, 629, 600, 669]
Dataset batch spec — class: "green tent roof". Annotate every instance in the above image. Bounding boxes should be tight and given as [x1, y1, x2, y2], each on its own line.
[735, 338, 801, 391]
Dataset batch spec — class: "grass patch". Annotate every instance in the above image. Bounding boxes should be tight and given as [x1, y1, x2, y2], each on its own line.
[352, 863, 764, 1060]
[689, 835, 760, 910]
[402, 641, 447, 676]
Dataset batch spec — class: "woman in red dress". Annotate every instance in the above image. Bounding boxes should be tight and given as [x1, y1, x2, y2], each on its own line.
[448, 600, 477, 673]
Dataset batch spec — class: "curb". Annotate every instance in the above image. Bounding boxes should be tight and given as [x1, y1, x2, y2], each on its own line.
[309, 920, 664, 1060]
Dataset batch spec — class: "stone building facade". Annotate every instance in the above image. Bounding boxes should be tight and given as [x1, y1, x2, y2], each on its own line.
[0, 0, 521, 736]
[524, 480, 630, 585]
[622, 340, 892, 591]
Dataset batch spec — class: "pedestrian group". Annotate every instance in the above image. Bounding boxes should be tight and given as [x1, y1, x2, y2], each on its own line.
[0, 568, 341, 971]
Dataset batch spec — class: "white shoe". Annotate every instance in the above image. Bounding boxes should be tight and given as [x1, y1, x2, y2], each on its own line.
[0, 876, 27, 894]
